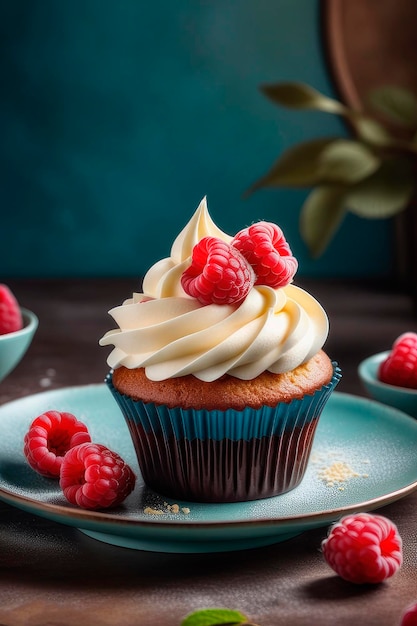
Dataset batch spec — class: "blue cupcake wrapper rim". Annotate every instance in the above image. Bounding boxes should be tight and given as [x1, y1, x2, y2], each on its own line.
[105, 362, 341, 442]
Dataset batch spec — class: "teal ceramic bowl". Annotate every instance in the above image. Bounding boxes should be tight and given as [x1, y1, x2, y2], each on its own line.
[0, 308, 38, 383]
[358, 351, 417, 418]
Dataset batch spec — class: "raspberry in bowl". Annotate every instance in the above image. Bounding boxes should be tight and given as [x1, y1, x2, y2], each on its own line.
[0, 285, 38, 383]
[100, 197, 341, 503]
[358, 332, 417, 418]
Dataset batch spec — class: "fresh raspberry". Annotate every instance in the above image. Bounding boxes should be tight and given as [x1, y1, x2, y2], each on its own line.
[181, 236, 255, 305]
[400, 602, 417, 626]
[321, 513, 402, 584]
[231, 221, 298, 288]
[24, 411, 91, 478]
[379, 332, 417, 389]
[0, 284, 23, 335]
[60, 443, 136, 510]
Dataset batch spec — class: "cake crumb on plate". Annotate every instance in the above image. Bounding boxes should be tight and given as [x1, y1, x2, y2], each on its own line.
[311, 450, 371, 489]
[143, 501, 191, 516]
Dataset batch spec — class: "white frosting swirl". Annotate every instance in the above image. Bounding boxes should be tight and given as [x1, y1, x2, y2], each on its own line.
[99, 197, 329, 382]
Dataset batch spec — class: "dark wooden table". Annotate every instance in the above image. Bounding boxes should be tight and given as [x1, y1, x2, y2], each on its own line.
[1, 278, 417, 626]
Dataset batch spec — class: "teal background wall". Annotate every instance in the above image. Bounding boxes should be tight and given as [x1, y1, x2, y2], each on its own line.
[0, 0, 394, 279]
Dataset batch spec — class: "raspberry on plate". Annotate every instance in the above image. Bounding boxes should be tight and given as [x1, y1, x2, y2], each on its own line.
[60, 442, 136, 510]
[24, 411, 91, 478]
[321, 512, 402, 584]
[181, 236, 255, 305]
[0, 284, 23, 335]
[231, 221, 298, 288]
[400, 602, 417, 626]
[379, 332, 417, 390]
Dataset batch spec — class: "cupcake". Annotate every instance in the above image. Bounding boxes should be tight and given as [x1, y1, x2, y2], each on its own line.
[99, 197, 341, 503]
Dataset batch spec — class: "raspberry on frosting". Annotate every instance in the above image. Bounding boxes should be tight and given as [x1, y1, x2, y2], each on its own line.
[181, 220, 298, 306]
[181, 236, 255, 305]
[232, 221, 298, 288]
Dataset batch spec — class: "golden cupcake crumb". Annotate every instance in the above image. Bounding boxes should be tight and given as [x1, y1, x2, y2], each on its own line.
[144, 502, 191, 516]
[164, 502, 180, 514]
[144, 507, 165, 515]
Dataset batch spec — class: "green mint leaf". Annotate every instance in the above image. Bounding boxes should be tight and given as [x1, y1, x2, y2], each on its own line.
[180, 607, 249, 626]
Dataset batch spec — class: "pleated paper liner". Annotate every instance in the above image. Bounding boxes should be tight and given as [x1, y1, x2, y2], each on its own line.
[105, 364, 341, 503]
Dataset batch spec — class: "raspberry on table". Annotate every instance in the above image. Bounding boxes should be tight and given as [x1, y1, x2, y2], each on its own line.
[181, 236, 255, 305]
[24, 411, 91, 478]
[0, 284, 23, 335]
[400, 602, 417, 626]
[60, 442, 136, 510]
[321, 512, 402, 584]
[379, 332, 417, 390]
[231, 221, 298, 288]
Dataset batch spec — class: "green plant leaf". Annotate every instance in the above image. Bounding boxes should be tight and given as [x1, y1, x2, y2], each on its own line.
[245, 138, 380, 196]
[180, 608, 249, 626]
[317, 140, 380, 184]
[349, 114, 394, 147]
[345, 158, 415, 218]
[260, 82, 347, 114]
[246, 138, 338, 193]
[368, 85, 417, 128]
[300, 186, 347, 257]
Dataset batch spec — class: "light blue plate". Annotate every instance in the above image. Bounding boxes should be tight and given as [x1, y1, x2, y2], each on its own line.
[0, 385, 417, 553]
